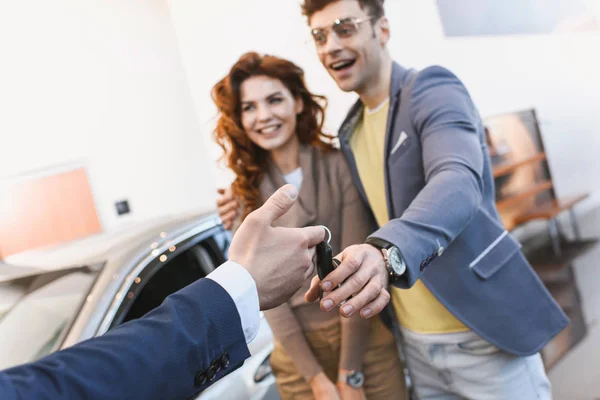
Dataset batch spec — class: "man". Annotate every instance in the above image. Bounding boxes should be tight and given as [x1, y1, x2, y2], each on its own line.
[299, 0, 568, 398]
[0, 184, 326, 400]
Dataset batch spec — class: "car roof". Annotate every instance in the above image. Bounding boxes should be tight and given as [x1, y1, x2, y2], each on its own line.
[3, 210, 222, 276]
[1, 209, 226, 352]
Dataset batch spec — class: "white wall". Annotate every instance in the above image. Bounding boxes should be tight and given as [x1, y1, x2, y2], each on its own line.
[2, 0, 598, 235]
[169, 0, 600, 209]
[0, 0, 215, 231]
[166, 0, 360, 186]
[395, 1, 600, 204]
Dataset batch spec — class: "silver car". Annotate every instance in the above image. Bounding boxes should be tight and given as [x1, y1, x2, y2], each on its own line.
[0, 211, 280, 399]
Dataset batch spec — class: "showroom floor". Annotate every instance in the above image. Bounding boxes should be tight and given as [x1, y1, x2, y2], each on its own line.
[548, 205, 600, 400]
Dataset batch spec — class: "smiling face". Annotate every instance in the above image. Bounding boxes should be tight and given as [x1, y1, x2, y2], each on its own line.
[239, 75, 303, 152]
[309, 0, 389, 94]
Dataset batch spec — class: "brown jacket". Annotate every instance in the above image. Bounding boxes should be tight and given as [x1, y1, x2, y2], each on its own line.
[235, 144, 378, 380]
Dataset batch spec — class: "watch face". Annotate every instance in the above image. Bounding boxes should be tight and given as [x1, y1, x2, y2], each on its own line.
[389, 247, 406, 275]
[347, 371, 365, 388]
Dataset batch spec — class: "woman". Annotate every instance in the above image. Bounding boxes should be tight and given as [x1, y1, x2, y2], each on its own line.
[211, 52, 406, 400]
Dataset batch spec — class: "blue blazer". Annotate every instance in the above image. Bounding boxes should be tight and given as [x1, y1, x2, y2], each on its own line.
[338, 62, 569, 356]
[0, 278, 250, 400]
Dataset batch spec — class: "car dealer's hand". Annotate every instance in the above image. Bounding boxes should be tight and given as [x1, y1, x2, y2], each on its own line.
[305, 244, 390, 318]
[228, 184, 326, 311]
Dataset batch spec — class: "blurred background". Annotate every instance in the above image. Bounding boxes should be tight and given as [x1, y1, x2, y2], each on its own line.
[1, 1, 599, 399]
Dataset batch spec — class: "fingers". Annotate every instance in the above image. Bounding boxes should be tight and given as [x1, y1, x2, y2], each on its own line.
[218, 198, 238, 216]
[335, 278, 385, 317]
[216, 187, 238, 227]
[221, 209, 237, 224]
[304, 248, 317, 280]
[303, 226, 328, 248]
[252, 184, 298, 224]
[216, 193, 234, 207]
[221, 215, 234, 230]
[319, 258, 371, 312]
[305, 275, 322, 303]
[319, 246, 364, 292]
[359, 288, 390, 318]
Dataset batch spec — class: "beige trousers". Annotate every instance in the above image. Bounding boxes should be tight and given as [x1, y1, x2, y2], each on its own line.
[270, 318, 408, 400]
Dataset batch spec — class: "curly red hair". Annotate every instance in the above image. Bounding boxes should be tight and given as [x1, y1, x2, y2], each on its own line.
[212, 52, 335, 221]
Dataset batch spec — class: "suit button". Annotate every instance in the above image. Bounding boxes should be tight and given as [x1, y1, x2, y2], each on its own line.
[420, 261, 426, 271]
[194, 371, 207, 386]
[220, 353, 230, 369]
[207, 365, 218, 381]
[438, 247, 444, 256]
[210, 358, 222, 373]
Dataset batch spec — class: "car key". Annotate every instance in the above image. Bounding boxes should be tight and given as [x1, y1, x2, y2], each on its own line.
[316, 240, 335, 281]
[315, 226, 345, 301]
[316, 226, 333, 300]
[316, 226, 334, 280]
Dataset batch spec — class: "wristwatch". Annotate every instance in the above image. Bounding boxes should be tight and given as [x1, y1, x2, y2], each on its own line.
[339, 370, 365, 389]
[365, 237, 406, 283]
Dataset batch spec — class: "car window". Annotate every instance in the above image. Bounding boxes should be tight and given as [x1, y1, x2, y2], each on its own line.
[0, 267, 100, 370]
[121, 244, 207, 322]
[108, 235, 225, 329]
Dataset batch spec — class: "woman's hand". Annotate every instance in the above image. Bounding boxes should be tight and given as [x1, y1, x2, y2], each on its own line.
[310, 372, 341, 400]
[337, 369, 366, 400]
[216, 187, 238, 230]
[337, 381, 366, 400]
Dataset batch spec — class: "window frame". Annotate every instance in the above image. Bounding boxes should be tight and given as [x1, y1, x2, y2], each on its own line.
[95, 220, 227, 336]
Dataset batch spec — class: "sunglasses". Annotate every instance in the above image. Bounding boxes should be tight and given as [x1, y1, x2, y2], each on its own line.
[310, 17, 375, 47]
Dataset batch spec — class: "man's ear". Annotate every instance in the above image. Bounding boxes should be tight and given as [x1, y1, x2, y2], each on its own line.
[377, 17, 390, 46]
[295, 96, 304, 115]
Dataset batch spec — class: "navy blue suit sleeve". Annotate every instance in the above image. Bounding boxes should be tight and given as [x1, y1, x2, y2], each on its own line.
[0, 278, 250, 400]
[373, 66, 484, 288]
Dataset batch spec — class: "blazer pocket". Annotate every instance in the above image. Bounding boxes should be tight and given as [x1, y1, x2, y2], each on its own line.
[388, 135, 413, 165]
[469, 231, 522, 280]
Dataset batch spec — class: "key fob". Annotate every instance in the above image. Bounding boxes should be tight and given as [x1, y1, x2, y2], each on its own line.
[315, 226, 342, 300]
[316, 240, 335, 281]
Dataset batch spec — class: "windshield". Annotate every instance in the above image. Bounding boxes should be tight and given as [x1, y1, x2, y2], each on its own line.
[0, 267, 100, 370]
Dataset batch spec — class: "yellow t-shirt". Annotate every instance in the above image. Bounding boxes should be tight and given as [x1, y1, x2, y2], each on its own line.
[350, 99, 468, 334]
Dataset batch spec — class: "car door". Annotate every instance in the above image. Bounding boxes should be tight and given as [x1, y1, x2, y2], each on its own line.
[95, 224, 278, 400]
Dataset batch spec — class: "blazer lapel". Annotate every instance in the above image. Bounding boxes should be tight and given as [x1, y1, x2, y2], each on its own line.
[383, 62, 410, 163]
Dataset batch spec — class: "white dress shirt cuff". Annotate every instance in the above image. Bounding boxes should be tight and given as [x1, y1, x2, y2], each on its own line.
[206, 261, 260, 344]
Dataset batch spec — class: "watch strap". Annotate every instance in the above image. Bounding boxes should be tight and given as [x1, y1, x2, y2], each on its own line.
[365, 237, 403, 283]
[365, 237, 392, 250]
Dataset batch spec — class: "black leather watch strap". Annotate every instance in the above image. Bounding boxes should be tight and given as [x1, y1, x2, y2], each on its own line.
[365, 237, 404, 283]
[365, 237, 392, 250]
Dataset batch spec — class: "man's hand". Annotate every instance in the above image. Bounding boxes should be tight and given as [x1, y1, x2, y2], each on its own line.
[216, 187, 239, 230]
[228, 184, 326, 311]
[305, 244, 390, 318]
